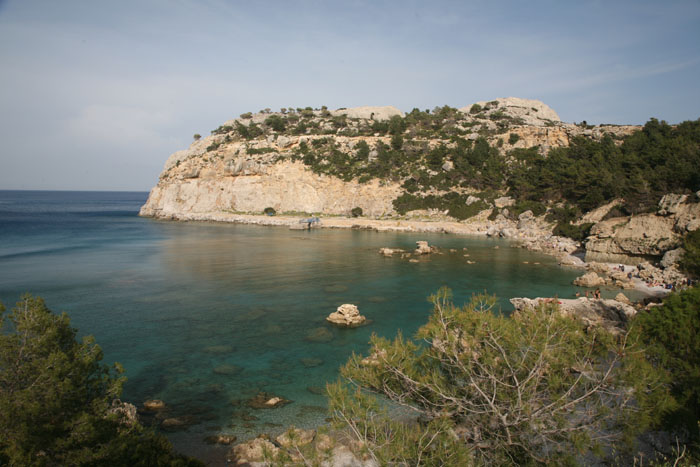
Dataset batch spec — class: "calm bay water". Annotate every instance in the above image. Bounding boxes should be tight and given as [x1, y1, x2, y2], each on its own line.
[0, 190, 587, 463]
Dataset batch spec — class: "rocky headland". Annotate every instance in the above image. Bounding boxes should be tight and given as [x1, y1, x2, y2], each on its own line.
[141, 98, 699, 285]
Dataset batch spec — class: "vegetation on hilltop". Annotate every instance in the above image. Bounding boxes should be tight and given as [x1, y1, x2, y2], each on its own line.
[203, 105, 700, 242]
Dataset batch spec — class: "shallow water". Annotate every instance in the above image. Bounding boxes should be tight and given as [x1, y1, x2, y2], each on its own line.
[0, 190, 598, 463]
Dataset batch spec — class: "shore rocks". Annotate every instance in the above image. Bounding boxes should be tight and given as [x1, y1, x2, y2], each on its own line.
[510, 297, 637, 335]
[327, 304, 367, 327]
[276, 428, 316, 448]
[415, 240, 437, 255]
[379, 247, 404, 256]
[228, 436, 280, 465]
[660, 248, 684, 268]
[573, 272, 606, 287]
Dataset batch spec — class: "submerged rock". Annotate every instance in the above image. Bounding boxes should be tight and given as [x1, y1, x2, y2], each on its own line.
[305, 327, 334, 342]
[204, 434, 237, 445]
[143, 399, 166, 411]
[300, 357, 324, 368]
[247, 392, 292, 409]
[326, 304, 367, 327]
[213, 364, 243, 376]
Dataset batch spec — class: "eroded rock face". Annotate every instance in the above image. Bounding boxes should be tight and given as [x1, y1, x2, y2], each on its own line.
[327, 304, 366, 327]
[141, 160, 401, 218]
[585, 214, 680, 263]
[584, 195, 700, 263]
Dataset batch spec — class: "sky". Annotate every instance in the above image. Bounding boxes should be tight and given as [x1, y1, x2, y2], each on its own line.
[1, 0, 699, 191]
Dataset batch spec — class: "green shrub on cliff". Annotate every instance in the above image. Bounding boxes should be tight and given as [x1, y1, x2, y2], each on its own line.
[328, 289, 666, 465]
[0, 296, 201, 466]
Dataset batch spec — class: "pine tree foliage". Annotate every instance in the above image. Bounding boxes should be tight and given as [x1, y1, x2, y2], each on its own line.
[328, 289, 669, 465]
[0, 295, 201, 466]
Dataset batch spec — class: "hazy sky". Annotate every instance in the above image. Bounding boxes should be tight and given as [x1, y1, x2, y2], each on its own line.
[1, 0, 699, 191]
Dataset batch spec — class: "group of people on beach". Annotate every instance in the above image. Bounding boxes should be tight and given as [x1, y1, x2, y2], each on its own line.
[575, 289, 602, 299]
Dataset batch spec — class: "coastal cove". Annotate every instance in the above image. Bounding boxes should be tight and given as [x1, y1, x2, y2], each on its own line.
[0, 190, 647, 463]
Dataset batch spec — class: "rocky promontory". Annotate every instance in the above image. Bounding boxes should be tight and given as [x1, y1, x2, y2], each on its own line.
[140, 99, 699, 271]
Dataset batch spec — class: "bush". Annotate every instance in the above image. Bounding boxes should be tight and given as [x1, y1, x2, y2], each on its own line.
[193, 133, 201, 141]
[553, 221, 594, 241]
[633, 286, 700, 448]
[508, 132, 520, 144]
[0, 296, 202, 466]
[469, 103, 482, 114]
[329, 289, 665, 465]
[263, 207, 276, 216]
[350, 207, 363, 217]
[264, 115, 286, 132]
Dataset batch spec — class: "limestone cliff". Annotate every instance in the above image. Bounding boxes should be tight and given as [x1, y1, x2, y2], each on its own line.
[585, 194, 700, 264]
[141, 101, 638, 219]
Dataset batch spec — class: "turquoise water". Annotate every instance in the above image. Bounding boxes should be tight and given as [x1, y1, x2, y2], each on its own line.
[0, 191, 588, 463]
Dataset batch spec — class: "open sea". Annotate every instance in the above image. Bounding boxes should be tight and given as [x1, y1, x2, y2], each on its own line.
[0, 190, 597, 464]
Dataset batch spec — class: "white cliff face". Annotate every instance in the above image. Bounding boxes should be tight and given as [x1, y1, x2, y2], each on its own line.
[140, 160, 401, 218]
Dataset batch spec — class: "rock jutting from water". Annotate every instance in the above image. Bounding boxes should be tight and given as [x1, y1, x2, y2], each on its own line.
[326, 303, 367, 327]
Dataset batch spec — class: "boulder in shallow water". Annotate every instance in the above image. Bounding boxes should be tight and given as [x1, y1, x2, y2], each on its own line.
[143, 399, 166, 411]
[326, 304, 367, 327]
[247, 391, 291, 409]
[415, 240, 437, 255]
[379, 247, 404, 256]
[573, 271, 606, 287]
